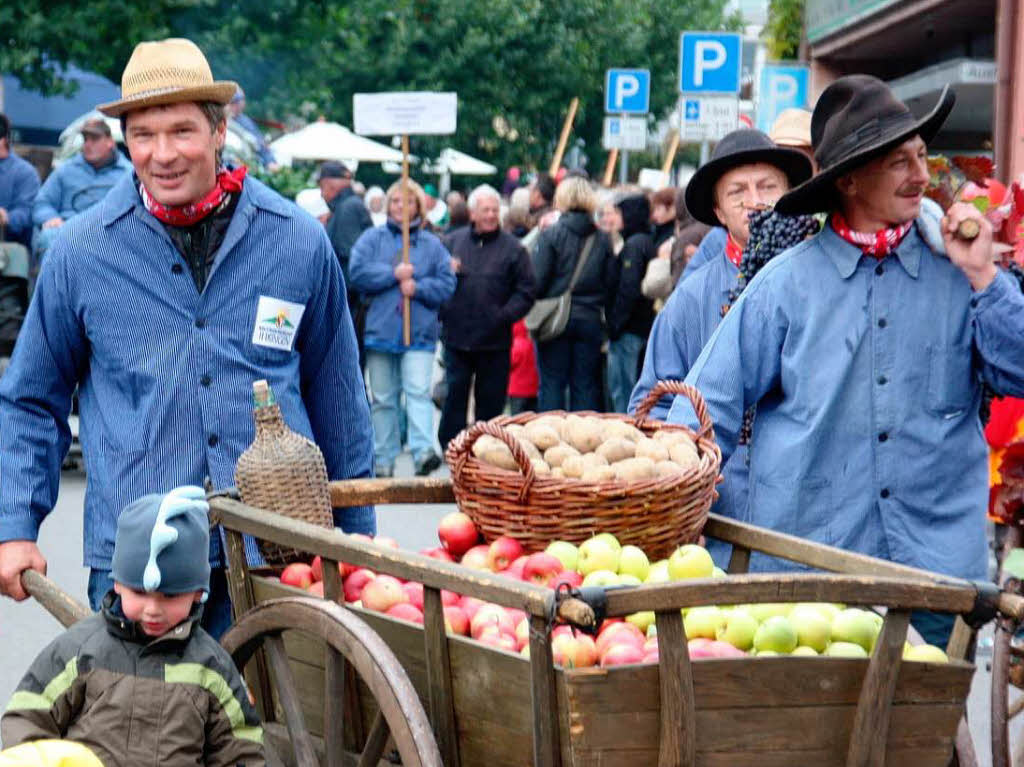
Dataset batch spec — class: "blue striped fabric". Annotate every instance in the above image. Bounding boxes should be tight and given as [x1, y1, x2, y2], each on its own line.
[0, 173, 374, 570]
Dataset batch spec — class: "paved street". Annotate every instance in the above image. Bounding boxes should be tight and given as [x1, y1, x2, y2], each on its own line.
[0, 462, 1015, 762]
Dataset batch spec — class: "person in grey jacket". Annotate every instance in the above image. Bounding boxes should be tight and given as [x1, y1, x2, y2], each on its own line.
[32, 116, 132, 262]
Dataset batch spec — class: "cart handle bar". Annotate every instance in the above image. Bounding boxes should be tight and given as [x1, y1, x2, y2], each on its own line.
[21, 569, 92, 628]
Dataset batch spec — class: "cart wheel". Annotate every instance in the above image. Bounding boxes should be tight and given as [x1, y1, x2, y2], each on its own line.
[221, 597, 443, 767]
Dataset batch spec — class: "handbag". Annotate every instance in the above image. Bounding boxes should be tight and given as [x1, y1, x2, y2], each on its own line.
[524, 233, 595, 342]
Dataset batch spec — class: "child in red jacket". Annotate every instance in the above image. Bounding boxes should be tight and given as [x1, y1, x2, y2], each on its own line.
[508, 320, 539, 414]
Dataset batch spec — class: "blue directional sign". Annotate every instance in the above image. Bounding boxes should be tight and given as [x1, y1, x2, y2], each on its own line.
[605, 69, 651, 114]
[757, 64, 810, 132]
[684, 100, 700, 121]
[679, 32, 742, 94]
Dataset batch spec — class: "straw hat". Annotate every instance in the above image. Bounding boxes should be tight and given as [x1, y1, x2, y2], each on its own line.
[768, 108, 812, 148]
[98, 38, 238, 117]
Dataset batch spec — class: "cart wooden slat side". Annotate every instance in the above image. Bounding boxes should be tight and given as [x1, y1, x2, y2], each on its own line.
[210, 480, 1006, 767]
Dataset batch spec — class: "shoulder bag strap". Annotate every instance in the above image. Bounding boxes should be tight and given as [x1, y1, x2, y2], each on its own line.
[566, 234, 597, 294]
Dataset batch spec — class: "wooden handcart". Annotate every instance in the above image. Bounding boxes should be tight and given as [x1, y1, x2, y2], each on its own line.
[23, 478, 1024, 766]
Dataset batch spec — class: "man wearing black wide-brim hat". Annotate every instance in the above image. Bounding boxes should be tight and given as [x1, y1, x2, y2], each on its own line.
[669, 75, 1024, 646]
[629, 129, 812, 564]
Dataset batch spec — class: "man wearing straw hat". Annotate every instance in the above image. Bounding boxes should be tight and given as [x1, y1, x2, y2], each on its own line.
[0, 38, 374, 637]
[670, 75, 1024, 645]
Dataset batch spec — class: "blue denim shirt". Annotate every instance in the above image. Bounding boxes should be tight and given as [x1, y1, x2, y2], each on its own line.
[629, 246, 749, 560]
[0, 173, 375, 569]
[680, 226, 728, 282]
[669, 221, 1024, 579]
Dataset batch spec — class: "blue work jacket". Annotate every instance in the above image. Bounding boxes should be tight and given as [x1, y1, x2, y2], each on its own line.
[0, 173, 374, 569]
[349, 220, 456, 353]
[32, 151, 132, 225]
[670, 220, 1024, 579]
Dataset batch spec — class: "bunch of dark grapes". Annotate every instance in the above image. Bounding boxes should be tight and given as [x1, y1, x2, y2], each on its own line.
[725, 209, 822, 310]
[724, 209, 821, 444]
[981, 259, 1024, 423]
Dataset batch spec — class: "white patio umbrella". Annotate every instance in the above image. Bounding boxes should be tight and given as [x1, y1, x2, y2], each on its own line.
[433, 147, 497, 175]
[270, 121, 404, 167]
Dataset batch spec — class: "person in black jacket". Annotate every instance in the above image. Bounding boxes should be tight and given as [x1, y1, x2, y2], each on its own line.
[438, 185, 536, 448]
[606, 194, 655, 412]
[531, 176, 616, 411]
[321, 161, 373, 365]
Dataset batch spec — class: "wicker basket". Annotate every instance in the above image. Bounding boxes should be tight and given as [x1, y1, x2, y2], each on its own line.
[235, 380, 334, 564]
[444, 381, 721, 560]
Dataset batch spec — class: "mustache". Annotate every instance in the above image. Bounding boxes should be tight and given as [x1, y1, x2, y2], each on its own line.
[896, 184, 925, 196]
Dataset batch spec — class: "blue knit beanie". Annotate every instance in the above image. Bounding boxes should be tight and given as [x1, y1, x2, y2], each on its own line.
[111, 487, 211, 597]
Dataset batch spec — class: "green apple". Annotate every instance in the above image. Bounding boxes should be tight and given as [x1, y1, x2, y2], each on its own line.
[545, 540, 579, 572]
[716, 607, 759, 651]
[626, 611, 656, 634]
[791, 646, 819, 657]
[645, 560, 670, 583]
[903, 644, 949, 663]
[592, 532, 622, 553]
[824, 641, 869, 658]
[581, 569, 620, 587]
[753, 616, 798, 654]
[831, 608, 879, 653]
[755, 650, 781, 657]
[577, 537, 620, 575]
[618, 545, 650, 581]
[667, 544, 714, 580]
[616, 574, 643, 587]
[646, 624, 658, 638]
[792, 602, 838, 622]
[684, 606, 726, 640]
[789, 605, 832, 653]
[711, 566, 727, 578]
[748, 603, 792, 622]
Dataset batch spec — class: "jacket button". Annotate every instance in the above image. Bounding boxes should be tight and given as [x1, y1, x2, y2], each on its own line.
[200, 375, 212, 387]
[875, 264, 884, 276]
[208, 434, 219, 447]
[171, 263, 183, 274]
[195, 318, 206, 329]
[877, 318, 887, 328]
[877, 375, 887, 385]
[880, 488, 890, 499]
[878, 432, 888, 442]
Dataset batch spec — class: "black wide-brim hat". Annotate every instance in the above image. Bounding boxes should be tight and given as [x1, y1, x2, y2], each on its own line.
[685, 129, 814, 227]
[775, 75, 955, 215]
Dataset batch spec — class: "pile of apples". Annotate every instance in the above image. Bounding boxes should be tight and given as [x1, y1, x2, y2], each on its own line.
[277, 512, 949, 668]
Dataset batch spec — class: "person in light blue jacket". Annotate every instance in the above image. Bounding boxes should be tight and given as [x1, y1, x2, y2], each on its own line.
[32, 116, 131, 263]
[349, 179, 456, 477]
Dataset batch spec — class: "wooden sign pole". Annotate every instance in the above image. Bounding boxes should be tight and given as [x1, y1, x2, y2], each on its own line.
[602, 149, 619, 187]
[661, 130, 680, 176]
[401, 133, 412, 347]
[548, 97, 579, 177]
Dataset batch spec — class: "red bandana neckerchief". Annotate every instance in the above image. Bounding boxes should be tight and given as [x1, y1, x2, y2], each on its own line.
[830, 212, 913, 259]
[725, 233, 743, 268]
[140, 166, 247, 227]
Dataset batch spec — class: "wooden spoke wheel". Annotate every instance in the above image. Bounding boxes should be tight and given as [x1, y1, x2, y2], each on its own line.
[221, 597, 442, 767]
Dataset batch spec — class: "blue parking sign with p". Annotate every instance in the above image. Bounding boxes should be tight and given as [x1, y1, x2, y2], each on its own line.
[679, 32, 741, 94]
[757, 65, 810, 132]
[605, 69, 650, 114]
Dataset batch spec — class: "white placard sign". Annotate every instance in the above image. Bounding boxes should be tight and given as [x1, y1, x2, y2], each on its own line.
[681, 95, 739, 142]
[353, 92, 457, 136]
[602, 116, 647, 151]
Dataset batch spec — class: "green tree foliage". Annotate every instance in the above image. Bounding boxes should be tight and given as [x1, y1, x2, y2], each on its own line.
[763, 0, 806, 61]
[3, 0, 736, 173]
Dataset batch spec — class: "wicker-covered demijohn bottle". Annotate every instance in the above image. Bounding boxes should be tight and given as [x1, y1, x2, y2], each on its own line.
[235, 379, 334, 564]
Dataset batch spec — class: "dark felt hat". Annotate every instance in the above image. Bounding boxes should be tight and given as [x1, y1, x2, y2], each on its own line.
[684, 129, 813, 227]
[775, 75, 954, 215]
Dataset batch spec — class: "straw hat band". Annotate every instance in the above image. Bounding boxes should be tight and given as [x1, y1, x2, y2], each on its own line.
[818, 111, 917, 168]
[124, 66, 213, 94]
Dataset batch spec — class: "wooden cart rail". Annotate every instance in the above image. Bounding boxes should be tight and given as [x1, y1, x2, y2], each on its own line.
[210, 483, 1024, 767]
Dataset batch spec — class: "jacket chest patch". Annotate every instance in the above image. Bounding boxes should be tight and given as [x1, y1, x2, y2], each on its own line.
[252, 295, 305, 351]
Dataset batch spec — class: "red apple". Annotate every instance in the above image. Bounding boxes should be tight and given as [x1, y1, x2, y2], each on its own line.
[643, 649, 659, 664]
[505, 608, 527, 628]
[600, 642, 646, 667]
[471, 604, 515, 639]
[459, 595, 486, 620]
[437, 511, 481, 556]
[522, 552, 564, 587]
[643, 637, 659, 655]
[441, 590, 460, 607]
[552, 633, 599, 668]
[687, 638, 716, 659]
[386, 602, 424, 624]
[280, 563, 314, 589]
[402, 582, 425, 610]
[307, 581, 325, 597]
[596, 622, 645, 659]
[373, 536, 400, 550]
[550, 571, 584, 590]
[551, 624, 575, 641]
[310, 556, 324, 582]
[444, 606, 470, 636]
[500, 555, 528, 580]
[361, 575, 408, 613]
[708, 640, 747, 658]
[343, 568, 376, 603]
[460, 545, 491, 571]
[598, 618, 624, 634]
[515, 618, 530, 651]
[476, 625, 519, 652]
[487, 536, 524, 572]
[420, 547, 455, 563]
